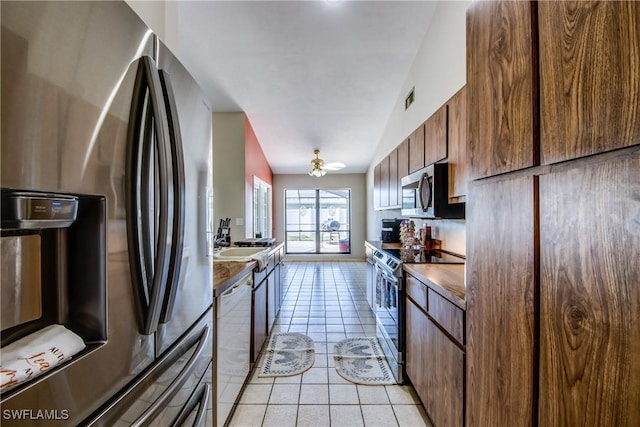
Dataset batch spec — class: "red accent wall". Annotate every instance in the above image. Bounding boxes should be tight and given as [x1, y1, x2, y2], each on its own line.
[245, 116, 273, 238]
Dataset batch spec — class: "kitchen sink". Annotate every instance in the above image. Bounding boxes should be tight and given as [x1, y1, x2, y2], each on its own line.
[212, 247, 268, 259]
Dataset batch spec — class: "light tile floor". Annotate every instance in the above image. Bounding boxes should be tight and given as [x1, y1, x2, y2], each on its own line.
[229, 261, 432, 427]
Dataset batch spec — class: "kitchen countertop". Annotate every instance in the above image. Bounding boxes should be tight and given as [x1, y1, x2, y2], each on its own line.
[212, 242, 284, 297]
[213, 261, 256, 297]
[366, 240, 466, 309]
[403, 263, 466, 310]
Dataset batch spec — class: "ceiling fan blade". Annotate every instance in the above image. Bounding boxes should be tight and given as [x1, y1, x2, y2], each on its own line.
[323, 162, 345, 171]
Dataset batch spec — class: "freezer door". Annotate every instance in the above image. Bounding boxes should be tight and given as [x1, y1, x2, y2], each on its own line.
[81, 308, 213, 427]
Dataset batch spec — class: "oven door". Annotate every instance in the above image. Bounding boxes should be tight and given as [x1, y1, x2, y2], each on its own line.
[374, 263, 404, 383]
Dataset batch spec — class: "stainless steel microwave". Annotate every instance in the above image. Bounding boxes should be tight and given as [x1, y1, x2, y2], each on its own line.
[400, 163, 465, 219]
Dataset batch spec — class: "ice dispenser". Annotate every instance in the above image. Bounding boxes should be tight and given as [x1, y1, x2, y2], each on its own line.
[0, 189, 107, 350]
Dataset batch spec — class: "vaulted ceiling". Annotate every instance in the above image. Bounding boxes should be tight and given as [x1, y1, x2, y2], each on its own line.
[167, 1, 437, 174]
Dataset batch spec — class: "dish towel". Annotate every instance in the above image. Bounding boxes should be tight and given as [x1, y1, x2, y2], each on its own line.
[250, 252, 270, 271]
[1, 324, 85, 392]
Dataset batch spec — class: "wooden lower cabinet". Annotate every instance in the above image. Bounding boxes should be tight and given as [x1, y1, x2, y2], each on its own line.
[406, 296, 464, 427]
[251, 277, 267, 363]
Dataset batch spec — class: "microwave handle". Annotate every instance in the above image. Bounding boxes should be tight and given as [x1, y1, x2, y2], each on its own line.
[418, 173, 427, 212]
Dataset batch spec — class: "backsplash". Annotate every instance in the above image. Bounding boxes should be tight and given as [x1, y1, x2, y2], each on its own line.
[370, 209, 466, 256]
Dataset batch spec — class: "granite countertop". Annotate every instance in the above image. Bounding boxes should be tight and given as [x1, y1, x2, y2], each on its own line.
[213, 261, 256, 297]
[403, 263, 466, 310]
[212, 242, 284, 297]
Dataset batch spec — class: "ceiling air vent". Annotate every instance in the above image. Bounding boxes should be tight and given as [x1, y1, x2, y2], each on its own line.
[405, 87, 415, 110]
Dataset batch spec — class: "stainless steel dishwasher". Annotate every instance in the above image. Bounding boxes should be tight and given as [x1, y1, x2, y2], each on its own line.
[216, 274, 252, 427]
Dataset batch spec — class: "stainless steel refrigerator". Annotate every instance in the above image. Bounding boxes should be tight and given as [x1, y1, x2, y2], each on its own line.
[1, 1, 213, 425]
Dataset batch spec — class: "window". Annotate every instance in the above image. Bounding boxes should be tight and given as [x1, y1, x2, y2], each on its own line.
[285, 188, 351, 254]
[253, 176, 272, 238]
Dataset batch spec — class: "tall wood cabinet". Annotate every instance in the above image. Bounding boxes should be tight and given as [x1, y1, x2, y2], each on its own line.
[538, 1, 640, 164]
[466, 176, 536, 426]
[539, 157, 640, 425]
[466, 0, 535, 180]
[466, 1, 640, 425]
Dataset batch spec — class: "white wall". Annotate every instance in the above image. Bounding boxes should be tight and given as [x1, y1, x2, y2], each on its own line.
[273, 174, 367, 260]
[366, 0, 470, 256]
[212, 113, 246, 243]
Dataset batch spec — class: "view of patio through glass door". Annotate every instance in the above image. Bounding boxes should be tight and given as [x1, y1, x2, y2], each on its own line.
[285, 189, 351, 254]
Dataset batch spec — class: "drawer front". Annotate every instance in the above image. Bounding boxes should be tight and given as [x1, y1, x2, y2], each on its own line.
[405, 275, 427, 310]
[428, 288, 464, 345]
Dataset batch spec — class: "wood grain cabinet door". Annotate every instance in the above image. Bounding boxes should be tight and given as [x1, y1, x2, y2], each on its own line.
[466, 0, 536, 180]
[389, 149, 398, 207]
[380, 156, 390, 208]
[466, 175, 536, 426]
[407, 296, 464, 427]
[447, 86, 467, 201]
[539, 154, 640, 426]
[374, 162, 381, 209]
[406, 298, 429, 409]
[425, 104, 448, 167]
[409, 124, 426, 173]
[539, 1, 640, 164]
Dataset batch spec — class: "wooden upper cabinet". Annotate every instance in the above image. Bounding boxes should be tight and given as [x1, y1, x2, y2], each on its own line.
[467, 0, 536, 180]
[398, 138, 409, 183]
[373, 163, 381, 209]
[466, 175, 536, 426]
[539, 1, 640, 164]
[388, 149, 399, 207]
[425, 104, 448, 166]
[409, 124, 426, 173]
[379, 155, 390, 208]
[539, 156, 640, 425]
[447, 86, 467, 200]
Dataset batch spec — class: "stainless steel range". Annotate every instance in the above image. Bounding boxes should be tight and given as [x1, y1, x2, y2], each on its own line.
[372, 246, 465, 384]
[373, 249, 404, 384]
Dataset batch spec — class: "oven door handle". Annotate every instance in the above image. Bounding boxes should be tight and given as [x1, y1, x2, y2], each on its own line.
[374, 263, 399, 284]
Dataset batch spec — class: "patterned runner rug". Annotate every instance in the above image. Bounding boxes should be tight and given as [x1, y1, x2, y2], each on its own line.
[333, 337, 396, 385]
[259, 333, 315, 377]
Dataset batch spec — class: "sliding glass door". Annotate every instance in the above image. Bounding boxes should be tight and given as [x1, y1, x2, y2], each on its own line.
[285, 188, 351, 254]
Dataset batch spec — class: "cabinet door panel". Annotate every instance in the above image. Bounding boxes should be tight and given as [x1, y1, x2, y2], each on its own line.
[409, 124, 426, 173]
[374, 163, 381, 209]
[467, 0, 535, 179]
[251, 280, 267, 363]
[425, 104, 448, 166]
[447, 87, 467, 200]
[398, 139, 409, 181]
[406, 299, 429, 406]
[389, 149, 398, 207]
[380, 156, 390, 208]
[539, 155, 640, 425]
[539, 1, 640, 164]
[425, 317, 464, 427]
[466, 175, 536, 426]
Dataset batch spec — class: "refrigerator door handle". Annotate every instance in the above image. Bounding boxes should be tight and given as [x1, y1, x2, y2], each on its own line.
[171, 382, 211, 427]
[131, 324, 211, 427]
[158, 69, 186, 325]
[126, 55, 172, 335]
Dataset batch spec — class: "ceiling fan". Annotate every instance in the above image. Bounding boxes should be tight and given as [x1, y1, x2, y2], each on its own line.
[309, 149, 346, 177]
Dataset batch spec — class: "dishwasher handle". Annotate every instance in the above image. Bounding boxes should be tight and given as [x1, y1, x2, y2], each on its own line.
[221, 275, 253, 297]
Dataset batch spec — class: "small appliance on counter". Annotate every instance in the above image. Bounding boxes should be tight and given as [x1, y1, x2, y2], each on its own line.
[381, 218, 402, 243]
[234, 238, 275, 247]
